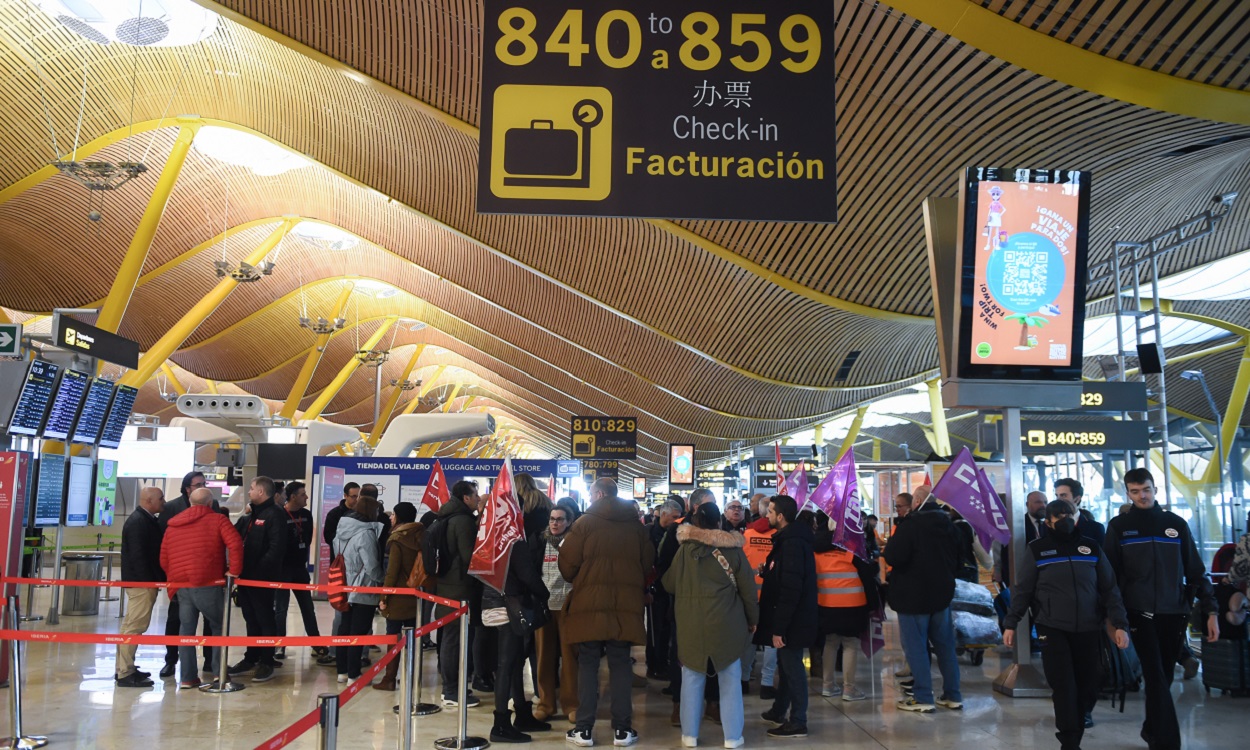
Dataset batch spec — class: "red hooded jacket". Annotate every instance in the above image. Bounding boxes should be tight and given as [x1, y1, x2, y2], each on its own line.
[160, 504, 243, 596]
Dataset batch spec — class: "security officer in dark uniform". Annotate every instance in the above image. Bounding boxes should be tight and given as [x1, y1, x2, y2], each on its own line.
[1004, 500, 1129, 750]
[1104, 468, 1218, 750]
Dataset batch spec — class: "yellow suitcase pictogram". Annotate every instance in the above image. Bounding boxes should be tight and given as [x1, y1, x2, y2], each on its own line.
[490, 84, 612, 201]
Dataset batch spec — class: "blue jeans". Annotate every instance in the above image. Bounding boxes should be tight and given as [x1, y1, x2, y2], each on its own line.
[896, 607, 962, 704]
[770, 645, 808, 726]
[761, 646, 777, 686]
[682, 659, 743, 743]
[178, 586, 225, 683]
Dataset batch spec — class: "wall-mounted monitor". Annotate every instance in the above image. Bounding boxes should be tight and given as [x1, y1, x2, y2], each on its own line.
[64, 456, 93, 527]
[42, 368, 90, 441]
[257, 443, 308, 480]
[32, 453, 66, 527]
[104, 440, 194, 479]
[98, 384, 139, 449]
[668, 444, 695, 490]
[6, 359, 60, 437]
[93, 457, 118, 526]
[632, 476, 646, 499]
[955, 167, 1091, 381]
[71, 377, 115, 445]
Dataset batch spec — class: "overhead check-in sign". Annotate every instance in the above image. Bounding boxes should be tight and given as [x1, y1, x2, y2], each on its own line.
[570, 416, 637, 460]
[478, 1, 837, 222]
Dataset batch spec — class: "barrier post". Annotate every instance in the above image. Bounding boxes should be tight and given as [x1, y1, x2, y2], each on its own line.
[0, 596, 48, 749]
[399, 627, 415, 750]
[434, 604, 488, 750]
[318, 692, 339, 750]
[99, 542, 118, 602]
[19, 583, 40, 625]
[20, 543, 42, 624]
[394, 604, 439, 718]
[200, 574, 245, 693]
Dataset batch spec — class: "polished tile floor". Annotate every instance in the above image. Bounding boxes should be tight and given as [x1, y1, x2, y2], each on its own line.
[2, 587, 1244, 749]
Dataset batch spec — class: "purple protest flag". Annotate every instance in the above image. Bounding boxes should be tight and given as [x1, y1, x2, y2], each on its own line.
[828, 451, 867, 559]
[930, 446, 992, 542]
[807, 464, 839, 516]
[976, 468, 1012, 547]
[860, 601, 886, 657]
[784, 461, 809, 510]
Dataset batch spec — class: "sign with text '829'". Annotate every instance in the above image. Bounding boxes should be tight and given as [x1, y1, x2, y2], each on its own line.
[478, 1, 837, 222]
[571, 416, 637, 460]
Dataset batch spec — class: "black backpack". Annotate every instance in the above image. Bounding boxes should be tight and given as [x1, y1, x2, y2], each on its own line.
[422, 511, 468, 578]
[1099, 630, 1143, 710]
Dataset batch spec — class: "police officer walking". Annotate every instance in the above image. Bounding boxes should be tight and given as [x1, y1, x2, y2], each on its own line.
[1004, 500, 1130, 750]
[1104, 468, 1218, 750]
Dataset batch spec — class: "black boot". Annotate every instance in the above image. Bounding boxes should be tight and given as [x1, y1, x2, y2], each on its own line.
[514, 702, 552, 732]
[490, 710, 532, 743]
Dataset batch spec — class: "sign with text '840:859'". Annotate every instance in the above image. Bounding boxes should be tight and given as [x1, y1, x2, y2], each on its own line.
[478, 1, 837, 222]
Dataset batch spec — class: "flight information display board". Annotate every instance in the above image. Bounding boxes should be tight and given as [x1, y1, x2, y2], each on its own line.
[65, 456, 92, 526]
[71, 377, 114, 445]
[32, 453, 66, 528]
[41, 368, 89, 441]
[6, 360, 60, 437]
[98, 384, 138, 450]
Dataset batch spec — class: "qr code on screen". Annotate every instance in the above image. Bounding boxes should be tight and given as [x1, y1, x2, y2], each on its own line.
[1049, 344, 1066, 360]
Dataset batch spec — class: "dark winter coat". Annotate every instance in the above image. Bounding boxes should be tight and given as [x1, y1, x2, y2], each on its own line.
[754, 520, 818, 648]
[559, 496, 656, 645]
[1104, 503, 1216, 616]
[121, 508, 164, 583]
[237, 498, 288, 582]
[882, 501, 960, 615]
[1005, 531, 1128, 633]
[381, 522, 424, 621]
[482, 539, 550, 611]
[160, 504, 243, 596]
[431, 496, 478, 604]
[662, 524, 758, 672]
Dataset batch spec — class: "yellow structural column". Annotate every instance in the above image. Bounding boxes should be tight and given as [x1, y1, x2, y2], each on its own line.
[159, 362, 187, 396]
[399, 365, 448, 416]
[117, 218, 297, 389]
[1203, 342, 1250, 485]
[441, 383, 464, 413]
[97, 118, 202, 334]
[279, 283, 356, 420]
[456, 437, 482, 458]
[837, 405, 869, 460]
[417, 442, 442, 458]
[300, 315, 400, 423]
[365, 344, 426, 447]
[927, 379, 952, 457]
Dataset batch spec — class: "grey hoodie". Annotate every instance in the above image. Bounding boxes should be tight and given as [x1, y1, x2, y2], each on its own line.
[335, 514, 384, 606]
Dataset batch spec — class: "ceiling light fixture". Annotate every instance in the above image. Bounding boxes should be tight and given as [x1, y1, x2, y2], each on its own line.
[213, 259, 274, 282]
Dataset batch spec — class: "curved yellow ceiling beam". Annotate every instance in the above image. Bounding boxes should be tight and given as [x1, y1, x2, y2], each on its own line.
[886, 0, 1250, 125]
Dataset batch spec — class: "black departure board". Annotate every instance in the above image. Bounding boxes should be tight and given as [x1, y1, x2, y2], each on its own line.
[98, 384, 138, 449]
[71, 377, 114, 445]
[42, 369, 89, 441]
[32, 453, 66, 527]
[6, 360, 60, 437]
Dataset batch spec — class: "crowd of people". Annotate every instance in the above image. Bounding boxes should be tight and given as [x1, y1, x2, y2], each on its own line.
[113, 467, 1244, 750]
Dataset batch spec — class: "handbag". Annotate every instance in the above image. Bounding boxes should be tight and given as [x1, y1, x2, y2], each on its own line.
[505, 594, 550, 637]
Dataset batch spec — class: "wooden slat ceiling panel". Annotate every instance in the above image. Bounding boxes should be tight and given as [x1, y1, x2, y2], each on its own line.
[983, 0, 1250, 89]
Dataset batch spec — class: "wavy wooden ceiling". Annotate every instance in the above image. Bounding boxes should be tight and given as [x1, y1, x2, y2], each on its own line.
[1, 0, 1249, 470]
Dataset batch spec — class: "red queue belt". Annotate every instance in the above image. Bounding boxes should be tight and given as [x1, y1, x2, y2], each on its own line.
[254, 608, 465, 750]
[0, 576, 464, 609]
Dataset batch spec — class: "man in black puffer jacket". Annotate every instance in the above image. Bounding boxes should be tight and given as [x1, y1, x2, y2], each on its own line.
[1104, 468, 1217, 750]
[754, 495, 817, 739]
[229, 475, 288, 682]
[1006, 500, 1130, 750]
[883, 493, 962, 713]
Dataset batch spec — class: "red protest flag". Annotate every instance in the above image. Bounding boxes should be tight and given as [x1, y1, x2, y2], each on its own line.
[546, 475, 556, 502]
[469, 459, 525, 593]
[418, 459, 450, 514]
[774, 443, 787, 495]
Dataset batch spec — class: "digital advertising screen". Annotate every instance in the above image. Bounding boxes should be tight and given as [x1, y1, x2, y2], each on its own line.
[6, 359, 60, 437]
[65, 456, 93, 526]
[632, 476, 646, 499]
[71, 377, 115, 445]
[107, 440, 194, 479]
[32, 453, 66, 527]
[957, 167, 1090, 381]
[668, 444, 695, 489]
[98, 384, 138, 449]
[41, 368, 89, 441]
[93, 457, 117, 526]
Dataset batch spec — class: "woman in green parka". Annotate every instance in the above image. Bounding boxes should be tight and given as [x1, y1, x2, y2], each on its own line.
[662, 503, 758, 749]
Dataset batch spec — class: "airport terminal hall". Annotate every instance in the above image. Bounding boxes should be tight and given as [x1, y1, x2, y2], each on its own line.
[2, 1, 1250, 749]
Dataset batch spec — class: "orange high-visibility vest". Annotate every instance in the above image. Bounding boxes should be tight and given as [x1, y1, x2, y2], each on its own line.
[815, 548, 867, 608]
[743, 526, 776, 598]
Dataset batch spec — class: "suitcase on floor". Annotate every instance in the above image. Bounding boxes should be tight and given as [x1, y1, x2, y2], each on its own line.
[1202, 638, 1250, 696]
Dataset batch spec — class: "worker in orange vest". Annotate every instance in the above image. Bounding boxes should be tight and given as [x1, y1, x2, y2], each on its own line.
[742, 500, 778, 699]
[813, 513, 879, 702]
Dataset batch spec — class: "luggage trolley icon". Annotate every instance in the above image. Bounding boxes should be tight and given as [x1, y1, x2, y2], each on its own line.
[503, 99, 604, 189]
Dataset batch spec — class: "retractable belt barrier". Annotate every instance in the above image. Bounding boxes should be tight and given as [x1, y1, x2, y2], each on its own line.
[0, 630, 401, 647]
[253, 607, 467, 750]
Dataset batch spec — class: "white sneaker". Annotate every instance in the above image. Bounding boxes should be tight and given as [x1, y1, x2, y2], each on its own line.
[613, 729, 639, 747]
[896, 697, 935, 713]
[566, 728, 593, 747]
[820, 685, 842, 698]
[724, 740, 744, 749]
[682, 737, 697, 748]
[841, 686, 867, 702]
[336, 674, 348, 684]
[935, 696, 963, 710]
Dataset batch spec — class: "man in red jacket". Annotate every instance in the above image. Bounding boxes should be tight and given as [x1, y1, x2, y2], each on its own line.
[160, 488, 244, 689]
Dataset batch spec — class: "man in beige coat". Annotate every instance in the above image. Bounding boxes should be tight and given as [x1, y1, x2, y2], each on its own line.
[559, 479, 656, 748]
